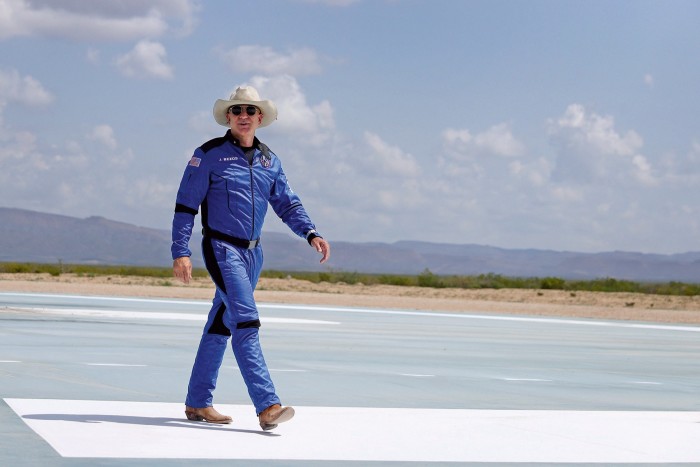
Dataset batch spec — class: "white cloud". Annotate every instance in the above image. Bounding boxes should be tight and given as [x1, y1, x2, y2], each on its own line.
[632, 154, 655, 185]
[438, 123, 525, 184]
[88, 124, 117, 149]
[683, 141, 700, 173]
[474, 123, 524, 157]
[0, 68, 53, 106]
[658, 140, 700, 185]
[219, 45, 323, 76]
[0, 113, 157, 224]
[550, 185, 583, 202]
[187, 110, 217, 136]
[0, 68, 52, 175]
[124, 176, 176, 208]
[363, 131, 419, 177]
[0, 130, 38, 165]
[247, 74, 335, 146]
[442, 123, 524, 159]
[554, 104, 642, 156]
[442, 128, 472, 154]
[508, 158, 549, 186]
[644, 73, 654, 87]
[114, 40, 173, 79]
[549, 104, 655, 185]
[0, 0, 198, 41]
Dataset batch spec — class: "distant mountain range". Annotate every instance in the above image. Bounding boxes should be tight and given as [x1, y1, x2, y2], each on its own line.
[1, 207, 699, 282]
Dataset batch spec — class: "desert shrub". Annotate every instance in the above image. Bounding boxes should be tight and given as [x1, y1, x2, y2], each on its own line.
[418, 268, 444, 288]
[2, 262, 698, 296]
[378, 274, 414, 286]
[540, 277, 566, 290]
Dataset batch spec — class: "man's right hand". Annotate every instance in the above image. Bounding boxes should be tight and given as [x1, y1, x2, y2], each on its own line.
[173, 256, 193, 284]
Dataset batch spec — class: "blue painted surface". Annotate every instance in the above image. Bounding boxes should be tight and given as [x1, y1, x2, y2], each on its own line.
[1, 293, 699, 466]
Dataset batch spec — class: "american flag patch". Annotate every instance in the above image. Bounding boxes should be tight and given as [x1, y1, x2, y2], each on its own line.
[188, 156, 201, 167]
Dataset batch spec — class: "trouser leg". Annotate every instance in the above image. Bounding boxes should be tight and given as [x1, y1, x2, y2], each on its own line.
[219, 245, 280, 414]
[184, 334, 227, 408]
[185, 291, 230, 408]
[231, 325, 280, 414]
[188, 238, 280, 414]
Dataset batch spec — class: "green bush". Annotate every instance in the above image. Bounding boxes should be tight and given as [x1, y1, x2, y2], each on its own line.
[540, 277, 566, 290]
[378, 274, 414, 286]
[2, 262, 698, 297]
[418, 268, 444, 288]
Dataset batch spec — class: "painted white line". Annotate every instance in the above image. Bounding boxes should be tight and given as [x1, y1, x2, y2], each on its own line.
[230, 367, 305, 373]
[3, 292, 699, 332]
[631, 381, 662, 385]
[84, 363, 147, 367]
[0, 292, 207, 306]
[5, 307, 339, 325]
[5, 398, 700, 463]
[399, 373, 435, 378]
[502, 378, 552, 382]
[0, 360, 21, 363]
[262, 303, 700, 332]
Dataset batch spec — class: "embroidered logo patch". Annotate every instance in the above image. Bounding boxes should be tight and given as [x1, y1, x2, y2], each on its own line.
[188, 156, 201, 167]
[261, 154, 272, 168]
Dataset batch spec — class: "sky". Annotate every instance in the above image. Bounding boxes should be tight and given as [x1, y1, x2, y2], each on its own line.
[1, 0, 699, 255]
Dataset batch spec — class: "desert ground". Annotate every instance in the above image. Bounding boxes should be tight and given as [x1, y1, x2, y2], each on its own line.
[2, 273, 700, 325]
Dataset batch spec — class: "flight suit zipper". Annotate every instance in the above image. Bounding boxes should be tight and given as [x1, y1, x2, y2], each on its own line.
[248, 152, 255, 241]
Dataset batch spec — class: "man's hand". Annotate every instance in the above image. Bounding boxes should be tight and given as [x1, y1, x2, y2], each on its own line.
[311, 237, 330, 264]
[173, 256, 193, 284]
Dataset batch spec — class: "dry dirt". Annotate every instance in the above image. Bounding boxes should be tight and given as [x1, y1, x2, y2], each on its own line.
[1, 273, 699, 325]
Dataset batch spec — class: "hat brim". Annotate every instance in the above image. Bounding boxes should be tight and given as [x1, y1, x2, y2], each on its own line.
[213, 98, 277, 128]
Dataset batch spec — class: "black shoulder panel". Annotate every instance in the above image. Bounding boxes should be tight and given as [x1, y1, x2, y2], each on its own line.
[200, 135, 228, 154]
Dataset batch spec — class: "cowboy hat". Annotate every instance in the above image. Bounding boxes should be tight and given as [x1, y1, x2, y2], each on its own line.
[213, 86, 277, 128]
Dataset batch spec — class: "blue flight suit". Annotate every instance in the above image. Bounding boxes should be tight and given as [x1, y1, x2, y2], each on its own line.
[171, 130, 320, 414]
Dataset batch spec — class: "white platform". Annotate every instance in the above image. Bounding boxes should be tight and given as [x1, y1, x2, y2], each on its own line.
[5, 398, 700, 463]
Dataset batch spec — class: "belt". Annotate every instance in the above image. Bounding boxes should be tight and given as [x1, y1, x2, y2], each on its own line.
[202, 228, 260, 250]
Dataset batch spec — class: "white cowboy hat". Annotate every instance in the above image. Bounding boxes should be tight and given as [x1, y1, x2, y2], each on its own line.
[213, 86, 277, 128]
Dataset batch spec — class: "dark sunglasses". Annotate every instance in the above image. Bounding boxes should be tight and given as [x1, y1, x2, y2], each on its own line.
[228, 105, 260, 116]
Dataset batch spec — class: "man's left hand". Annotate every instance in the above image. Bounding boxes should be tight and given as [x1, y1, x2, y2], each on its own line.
[311, 237, 330, 264]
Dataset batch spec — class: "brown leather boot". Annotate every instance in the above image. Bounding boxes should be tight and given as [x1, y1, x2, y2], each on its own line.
[258, 404, 295, 431]
[185, 406, 232, 424]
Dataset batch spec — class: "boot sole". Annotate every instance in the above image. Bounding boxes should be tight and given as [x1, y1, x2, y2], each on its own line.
[185, 411, 232, 424]
[260, 406, 295, 431]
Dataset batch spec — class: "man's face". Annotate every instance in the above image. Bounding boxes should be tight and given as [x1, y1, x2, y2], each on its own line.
[227, 105, 263, 140]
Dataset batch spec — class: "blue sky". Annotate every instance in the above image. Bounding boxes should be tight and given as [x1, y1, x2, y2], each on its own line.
[1, 0, 699, 254]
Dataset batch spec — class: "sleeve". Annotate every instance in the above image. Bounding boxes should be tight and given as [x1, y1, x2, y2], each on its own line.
[171, 150, 210, 259]
[268, 164, 321, 244]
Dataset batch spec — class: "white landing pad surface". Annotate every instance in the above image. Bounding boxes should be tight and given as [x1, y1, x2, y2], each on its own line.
[5, 398, 700, 463]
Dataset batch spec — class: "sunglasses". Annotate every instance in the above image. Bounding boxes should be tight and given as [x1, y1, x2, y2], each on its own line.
[228, 105, 260, 116]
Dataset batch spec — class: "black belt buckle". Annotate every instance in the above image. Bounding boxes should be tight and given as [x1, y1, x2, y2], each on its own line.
[203, 228, 259, 250]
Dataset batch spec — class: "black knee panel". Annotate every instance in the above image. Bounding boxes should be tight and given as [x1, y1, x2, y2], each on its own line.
[236, 319, 261, 329]
[207, 303, 231, 336]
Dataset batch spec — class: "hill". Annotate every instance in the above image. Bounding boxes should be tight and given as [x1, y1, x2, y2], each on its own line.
[1, 207, 699, 282]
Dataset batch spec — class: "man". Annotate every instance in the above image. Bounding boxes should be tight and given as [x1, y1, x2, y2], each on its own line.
[171, 86, 330, 430]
